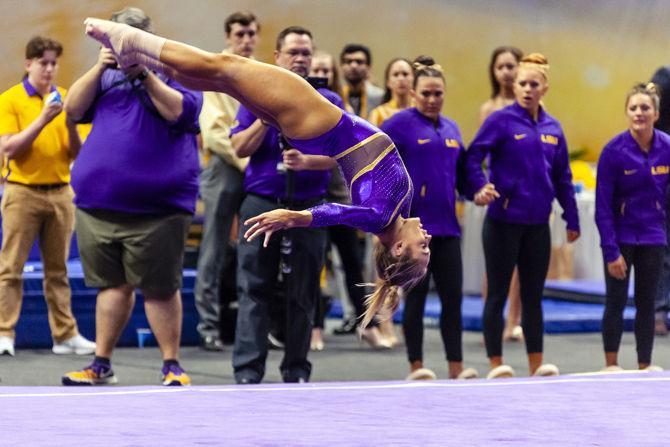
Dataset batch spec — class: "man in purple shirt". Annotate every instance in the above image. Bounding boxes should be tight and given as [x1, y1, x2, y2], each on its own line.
[60, 7, 202, 387]
[230, 26, 337, 384]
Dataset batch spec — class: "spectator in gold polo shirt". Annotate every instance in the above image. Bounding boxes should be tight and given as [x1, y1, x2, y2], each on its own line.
[0, 36, 96, 356]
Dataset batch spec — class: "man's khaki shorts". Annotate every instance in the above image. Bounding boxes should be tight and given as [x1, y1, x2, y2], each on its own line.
[75, 208, 191, 295]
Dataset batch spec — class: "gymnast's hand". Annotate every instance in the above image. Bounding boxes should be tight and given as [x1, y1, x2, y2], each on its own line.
[244, 209, 313, 247]
[607, 255, 627, 280]
[474, 183, 500, 206]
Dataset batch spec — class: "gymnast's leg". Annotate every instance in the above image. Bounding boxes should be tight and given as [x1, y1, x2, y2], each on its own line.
[84, 18, 341, 140]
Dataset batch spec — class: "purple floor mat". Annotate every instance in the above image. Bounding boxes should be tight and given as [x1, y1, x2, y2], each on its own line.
[2, 373, 669, 446]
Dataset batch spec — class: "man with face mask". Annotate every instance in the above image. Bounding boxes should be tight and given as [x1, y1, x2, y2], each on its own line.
[0, 36, 95, 357]
[230, 26, 344, 384]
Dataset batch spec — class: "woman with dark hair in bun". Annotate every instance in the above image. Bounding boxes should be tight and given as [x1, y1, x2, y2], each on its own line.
[381, 56, 477, 380]
[466, 53, 580, 379]
[596, 83, 670, 372]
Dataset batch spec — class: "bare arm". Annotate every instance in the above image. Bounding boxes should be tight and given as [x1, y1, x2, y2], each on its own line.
[66, 118, 82, 159]
[65, 48, 115, 122]
[140, 69, 184, 122]
[231, 119, 268, 158]
[243, 209, 313, 247]
[0, 102, 62, 159]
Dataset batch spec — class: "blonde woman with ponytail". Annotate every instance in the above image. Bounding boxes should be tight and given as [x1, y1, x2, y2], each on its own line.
[466, 53, 580, 379]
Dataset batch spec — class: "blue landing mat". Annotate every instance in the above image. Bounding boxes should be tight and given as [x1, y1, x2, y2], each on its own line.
[17, 261, 649, 348]
[544, 279, 634, 305]
[17, 261, 199, 349]
[329, 295, 637, 334]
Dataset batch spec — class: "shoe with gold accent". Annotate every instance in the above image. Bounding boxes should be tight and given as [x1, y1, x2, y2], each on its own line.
[162, 362, 191, 386]
[62, 361, 117, 386]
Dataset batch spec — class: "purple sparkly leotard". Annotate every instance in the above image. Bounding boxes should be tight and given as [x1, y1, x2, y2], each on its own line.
[286, 113, 413, 234]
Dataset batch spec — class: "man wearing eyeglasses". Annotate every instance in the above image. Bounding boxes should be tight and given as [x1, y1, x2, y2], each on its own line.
[230, 26, 344, 384]
[195, 11, 259, 352]
[340, 43, 384, 119]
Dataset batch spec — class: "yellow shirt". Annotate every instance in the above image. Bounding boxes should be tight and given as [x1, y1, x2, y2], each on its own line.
[198, 90, 248, 172]
[368, 99, 403, 127]
[0, 80, 72, 184]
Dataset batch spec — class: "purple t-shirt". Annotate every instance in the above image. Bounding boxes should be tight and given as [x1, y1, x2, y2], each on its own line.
[231, 87, 343, 201]
[382, 108, 464, 237]
[71, 68, 202, 214]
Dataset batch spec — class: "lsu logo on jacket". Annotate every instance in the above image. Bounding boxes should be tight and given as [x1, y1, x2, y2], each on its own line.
[541, 134, 559, 145]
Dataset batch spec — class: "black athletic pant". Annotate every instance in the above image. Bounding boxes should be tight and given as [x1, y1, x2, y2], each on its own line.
[403, 236, 463, 363]
[482, 217, 550, 358]
[602, 244, 663, 365]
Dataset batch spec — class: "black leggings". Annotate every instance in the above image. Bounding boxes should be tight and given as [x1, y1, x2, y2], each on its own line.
[403, 236, 463, 363]
[482, 217, 550, 358]
[602, 244, 663, 365]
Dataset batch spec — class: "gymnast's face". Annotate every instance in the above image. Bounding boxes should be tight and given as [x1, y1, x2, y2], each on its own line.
[226, 22, 258, 58]
[275, 33, 313, 78]
[626, 93, 659, 135]
[394, 217, 431, 270]
[514, 67, 548, 113]
[412, 75, 445, 121]
[493, 51, 519, 92]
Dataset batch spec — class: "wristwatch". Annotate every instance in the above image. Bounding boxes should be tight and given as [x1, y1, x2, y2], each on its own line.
[135, 68, 150, 82]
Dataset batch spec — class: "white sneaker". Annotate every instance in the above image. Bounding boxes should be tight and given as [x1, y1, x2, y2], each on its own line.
[600, 365, 624, 373]
[0, 336, 15, 356]
[643, 365, 664, 372]
[486, 365, 515, 379]
[456, 367, 479, 380]
[406, 368, 437, 380]
[52, 334, 96, 355]
[533, 363, 560, 377]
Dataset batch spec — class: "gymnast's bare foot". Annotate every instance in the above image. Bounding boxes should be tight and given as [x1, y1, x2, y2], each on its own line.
[84, 17, 165, 60]
[84, 18, 129, 56]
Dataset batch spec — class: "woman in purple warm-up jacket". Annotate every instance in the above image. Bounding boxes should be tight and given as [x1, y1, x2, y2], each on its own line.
[595, 83, 670, 372]
[466, 53, 580, 379]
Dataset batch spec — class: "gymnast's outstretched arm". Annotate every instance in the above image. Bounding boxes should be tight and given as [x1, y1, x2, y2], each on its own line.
[84, 18, 341, 141]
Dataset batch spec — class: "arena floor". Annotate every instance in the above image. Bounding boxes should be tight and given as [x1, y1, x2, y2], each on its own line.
[2, 325, 669, 445]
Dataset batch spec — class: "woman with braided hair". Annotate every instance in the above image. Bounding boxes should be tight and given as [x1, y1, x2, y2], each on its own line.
[82, 18, 430, 329]
[596, 82, 670, 372]
[466, 53, 580, 379]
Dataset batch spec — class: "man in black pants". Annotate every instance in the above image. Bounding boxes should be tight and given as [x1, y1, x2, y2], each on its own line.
[230, 26, 340, 384]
